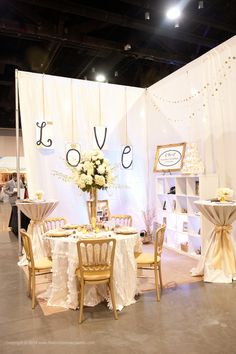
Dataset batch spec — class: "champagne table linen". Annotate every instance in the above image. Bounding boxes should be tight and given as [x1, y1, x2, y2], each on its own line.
[17, 200, 59, 264]
[192, 200, 236, 283]
[43, 232, 142, 311]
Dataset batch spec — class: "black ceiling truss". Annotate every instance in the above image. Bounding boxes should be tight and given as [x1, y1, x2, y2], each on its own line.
[0, 0, 235, 128]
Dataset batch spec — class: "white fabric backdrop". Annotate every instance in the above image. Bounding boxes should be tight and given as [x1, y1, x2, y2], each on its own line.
[147, 36, 236, 208]
[18, 36, 236, 231]
[18, 72, 148, 227]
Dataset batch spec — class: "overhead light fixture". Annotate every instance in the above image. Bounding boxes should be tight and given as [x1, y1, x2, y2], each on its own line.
[145, 11, 150, 20]
[95, 73, 106, 82]
[124, 43, 132, 51]
[198, 0, 204, 9]
[166, 6, 181, 20]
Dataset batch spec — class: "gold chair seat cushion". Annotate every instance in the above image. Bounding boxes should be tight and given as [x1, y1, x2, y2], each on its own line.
[136, 253, 160, 265]
[76, 268, 111, 281]
[30, 257, 52, 270]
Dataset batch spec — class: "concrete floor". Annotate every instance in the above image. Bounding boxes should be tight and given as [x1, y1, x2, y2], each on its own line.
[1, 230, 236, 354]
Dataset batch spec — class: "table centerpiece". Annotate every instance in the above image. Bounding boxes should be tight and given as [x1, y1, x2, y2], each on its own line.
[54, 149, 114, 228]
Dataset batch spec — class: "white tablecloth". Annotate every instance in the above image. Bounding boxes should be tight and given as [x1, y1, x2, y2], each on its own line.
[17, 200, 58, 263]
[192, 200, 236, 283]
[43, 232, 142, 311]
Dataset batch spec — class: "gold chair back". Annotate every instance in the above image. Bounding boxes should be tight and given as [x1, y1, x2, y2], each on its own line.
[20, 229, 52, 309]
[20, 229, 35, 268]
[154, 224, 166, 264]
[136, 224, 166, 302]
[110, 214, 132, 227]
[44, 217, 67, 231]
[77, 238, 116, 276]
[76, 238, 117, 323]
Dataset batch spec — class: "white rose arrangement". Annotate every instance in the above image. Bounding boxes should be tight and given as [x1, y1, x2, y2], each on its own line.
[71, 150, 114, 192]
[53, 150, 115, 193]
[217, 187, 234, 201]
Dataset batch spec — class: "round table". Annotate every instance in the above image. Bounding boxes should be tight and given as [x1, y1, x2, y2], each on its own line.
[43, 230, 142, 311]
[17, 200, 59, 263]
[192, 200, 236, 283]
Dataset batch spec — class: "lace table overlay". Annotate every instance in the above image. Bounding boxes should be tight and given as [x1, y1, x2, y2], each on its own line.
[43, 233, 142, 310]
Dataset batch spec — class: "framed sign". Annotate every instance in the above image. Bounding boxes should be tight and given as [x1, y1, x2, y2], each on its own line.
[154, 143, 186, 172]
[87, 200, 110, 224]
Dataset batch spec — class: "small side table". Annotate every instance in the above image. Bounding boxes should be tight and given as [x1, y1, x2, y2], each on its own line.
[192, 200, 236, 283]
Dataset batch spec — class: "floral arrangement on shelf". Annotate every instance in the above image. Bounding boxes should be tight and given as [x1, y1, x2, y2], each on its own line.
[216, 187, 234, 202]
[54, 149, 115, 193]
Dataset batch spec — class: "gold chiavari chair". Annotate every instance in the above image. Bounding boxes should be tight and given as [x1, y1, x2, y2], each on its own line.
[110, 214, 132, 227]
[20, 229, 52, 309]
[76, 238, 118, 323]
[43, 217, 67, 232]
[136, 224, 166, 301]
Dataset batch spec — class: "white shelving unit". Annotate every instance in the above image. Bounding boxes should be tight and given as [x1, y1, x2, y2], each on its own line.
[155, 174, 218, 259]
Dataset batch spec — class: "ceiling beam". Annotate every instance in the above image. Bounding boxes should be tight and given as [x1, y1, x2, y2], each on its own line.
[0, 80, 13, 86]
[0, 55, 27, 70]
[43, 42, 62, 73]
[119, 0, 236, 34]
[15, 0, 219, 48]
[0, 19, 187, 66]
[8, 2, 43, 26]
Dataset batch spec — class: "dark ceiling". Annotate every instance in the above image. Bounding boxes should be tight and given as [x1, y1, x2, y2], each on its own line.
[0, 0, 235, 128]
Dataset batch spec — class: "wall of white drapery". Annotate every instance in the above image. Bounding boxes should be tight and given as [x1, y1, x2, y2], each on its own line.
[146, 35, 236, 209]
[18, 74, 148, 225]
[18, 36, 236, 229]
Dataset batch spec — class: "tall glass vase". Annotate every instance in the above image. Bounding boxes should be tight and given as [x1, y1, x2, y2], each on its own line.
[90, 187, 97, 229]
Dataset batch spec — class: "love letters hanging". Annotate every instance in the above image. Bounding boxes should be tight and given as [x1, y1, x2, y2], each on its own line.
[121, 87, 133, 169]
[65, 80, 81, 167]
[93, 84, 108, 150]
[36, 120, 53, 149]
[35, 75, 54, 149]
[66, 143, 81, 167]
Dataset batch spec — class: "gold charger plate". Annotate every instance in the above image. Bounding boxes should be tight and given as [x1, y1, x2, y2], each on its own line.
[62, 224, 80, 230]
[115, 231, 137, 235]
[114, 227, 137, 235]
[46, 231, 72, 237]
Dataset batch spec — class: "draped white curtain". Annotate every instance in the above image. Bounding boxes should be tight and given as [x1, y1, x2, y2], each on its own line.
[18, 73, 148, 226]
[146, 36, 236, 208]
[18, 36, 236, 230]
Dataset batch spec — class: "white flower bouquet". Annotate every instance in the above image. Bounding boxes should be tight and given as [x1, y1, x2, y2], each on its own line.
[217, 187, 234, 202]
[69, 150, 114, 192]
[53, 149, 115, 195]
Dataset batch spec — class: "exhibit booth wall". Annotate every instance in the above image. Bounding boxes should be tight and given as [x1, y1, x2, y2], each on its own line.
[18, 36, 236, 227]
[146, 35, 236, 206]
[18, 74, 148, 225]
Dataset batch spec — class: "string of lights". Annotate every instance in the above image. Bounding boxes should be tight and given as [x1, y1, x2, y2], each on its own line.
[146, 55, 235, 123]
[149, 56, 235, 104]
